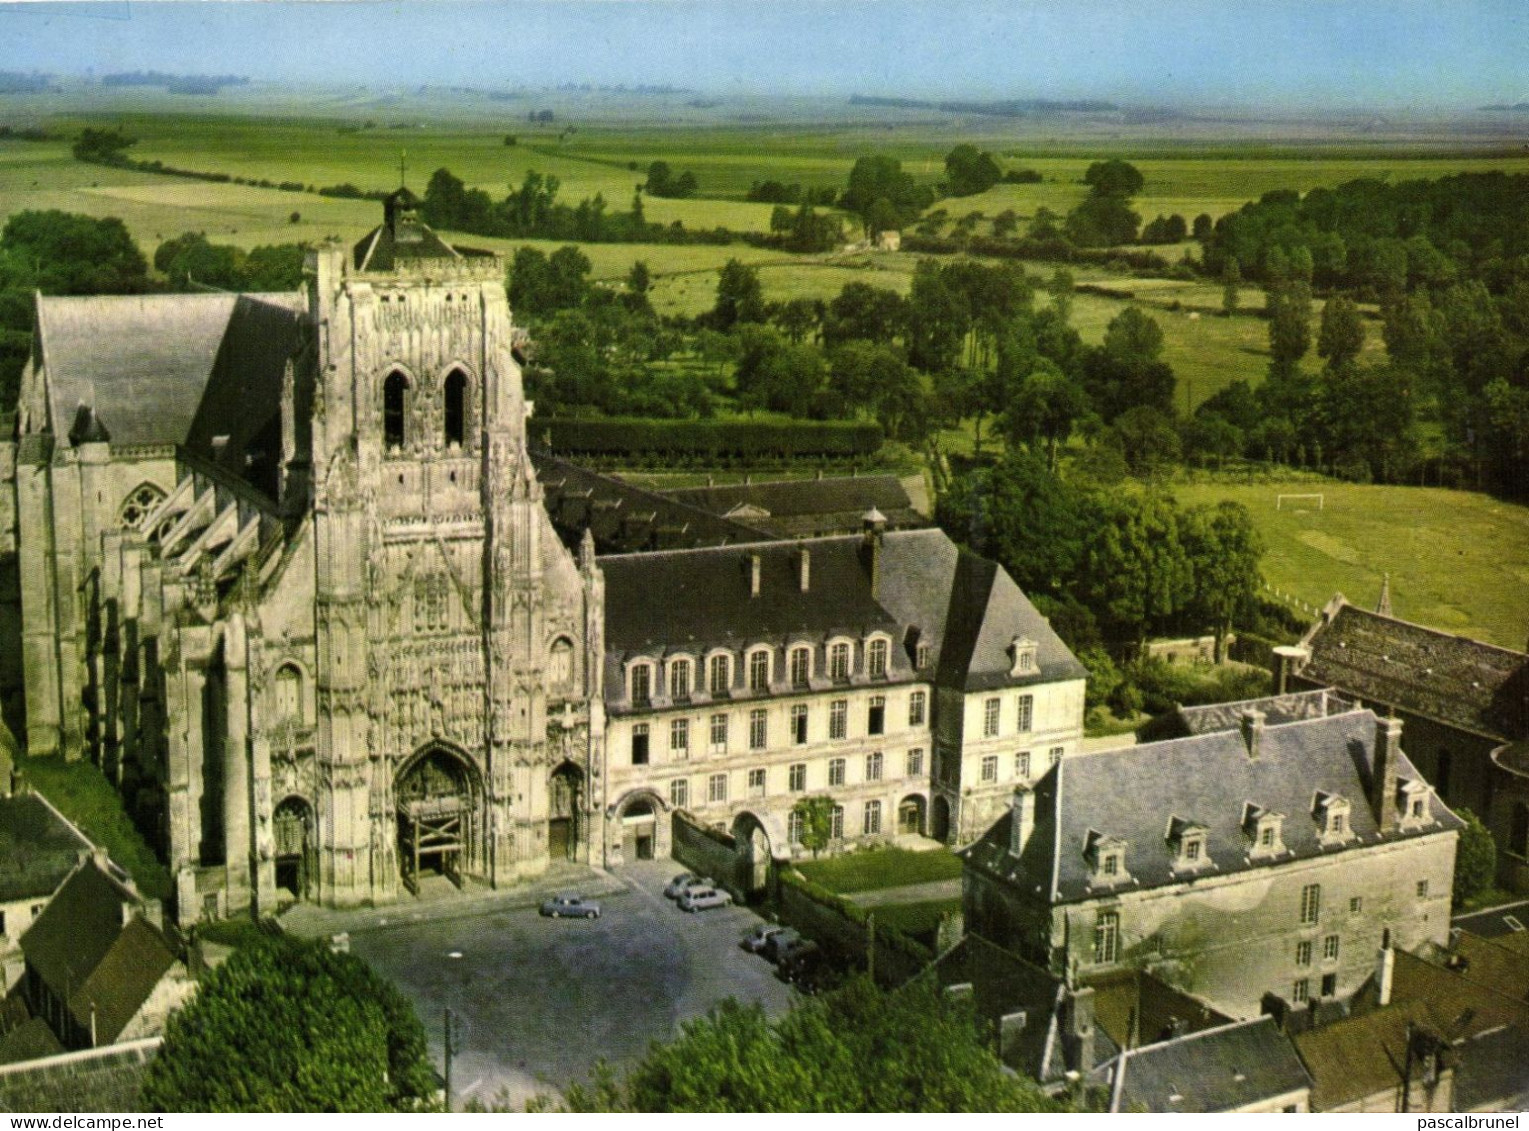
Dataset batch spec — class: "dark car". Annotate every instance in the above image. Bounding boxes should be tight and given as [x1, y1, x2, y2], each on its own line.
[539, 893, 601, 919]
[775, 940, 824, 987]
[760, 927, 803, 962]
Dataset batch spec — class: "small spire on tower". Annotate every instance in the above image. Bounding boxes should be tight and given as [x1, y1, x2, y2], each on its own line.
[1376, 572, 1393, 618]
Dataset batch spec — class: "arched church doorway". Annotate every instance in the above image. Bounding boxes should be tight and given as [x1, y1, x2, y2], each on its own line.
[931, 795, 952, 843]
[273, 796, 316, 899]
[731, 811, 773, 894]
[396, 744, 481, 895]
[548, 762, 585, 861]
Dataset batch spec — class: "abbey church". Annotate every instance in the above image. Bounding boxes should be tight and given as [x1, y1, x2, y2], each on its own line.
[0, 194, 1086, 924]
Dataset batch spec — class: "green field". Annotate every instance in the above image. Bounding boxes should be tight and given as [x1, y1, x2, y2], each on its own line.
[1173, 478, 1529, 649]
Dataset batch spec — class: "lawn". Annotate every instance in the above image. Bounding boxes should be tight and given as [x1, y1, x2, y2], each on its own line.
[1173, 478, 1529, 650]
[794, 846, 963, 894]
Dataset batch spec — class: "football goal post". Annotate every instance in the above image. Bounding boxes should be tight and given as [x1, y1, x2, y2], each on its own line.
[1276, 493, 1324, 510]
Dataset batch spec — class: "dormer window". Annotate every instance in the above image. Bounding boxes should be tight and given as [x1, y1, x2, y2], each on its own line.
[1167, 816, 1210, 871]
[748, 648, 772, 692]
[1244, 803, 1286, 857]
[868, 637, 889, 679]
[1009, 636, 1039, 677]
[1085, 830, 1129, 884]
[708, 652, 732, 696]
[668, 656, 692, 701]
[828, 640, 852, 683]
[1398, 780, 1430, 826]
[629, 661, 654, 707]
[789, 645, 812, 688]
[1313, 792, 1353, 844]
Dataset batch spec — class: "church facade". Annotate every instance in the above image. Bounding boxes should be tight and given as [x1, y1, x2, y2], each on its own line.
[0, 196, 1085, 923]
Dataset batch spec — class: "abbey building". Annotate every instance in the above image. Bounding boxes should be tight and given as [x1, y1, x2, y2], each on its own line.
[0, 195, 1085, 924]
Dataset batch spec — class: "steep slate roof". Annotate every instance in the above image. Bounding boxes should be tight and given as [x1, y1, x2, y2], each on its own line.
[1105, 1016, 1311, 1113]
[34, 293, 304, 449]
[599, 528, 1084, 702]
[0, 792, 92, 904]
[1297, 598, 1529, 740]
[965, 707, 1463, 904]
[659, 475, 924, 537]
[532, 451, 766, 553]
[1172, 689, 1354, 736]
[0, 1039, 158, 1113]
[19, 860, 176, 1043]
[0, 1018, 62, 1067]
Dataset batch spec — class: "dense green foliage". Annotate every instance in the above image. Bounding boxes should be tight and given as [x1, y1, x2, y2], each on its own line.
[943, 144, 1003, 197]
[560, 977, 1059, 1112]
[1452, 807, 1498, 909]
[140, 935, 435, 1113]
[939, 452, 1264, 650]
[153, 232, 306, 290]
[839, 155, 935, 236]
[536, 416, 881, 459]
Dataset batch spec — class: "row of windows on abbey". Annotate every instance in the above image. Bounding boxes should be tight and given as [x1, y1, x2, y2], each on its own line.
[628, 694, 928, 763]
[625, 636, 917, 705]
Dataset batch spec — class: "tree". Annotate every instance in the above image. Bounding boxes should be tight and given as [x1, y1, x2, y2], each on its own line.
[840, 155, 933, 236]
[822, 282, 905, 348]
[154, 232, 244, 289]
[1221, 257, 1242, 317]
[771, 297, 821, 344]
[0, 210, 149, 295]
[709, 259, 766, 330]
[1082, 159, 1145, 199]
[1078, 492, 1194, 647]
[139, 934, 435, 1112]
[560, 976, 1062, 1112]
[1452, 807, 1497, 909]
[1267, 279, 1313, 379]
[1110, 405, 1182, 480]
[943, 143, 1003, 197]
[1192, 212, 1214, 241]
[1001, 359, 1088, 471]
[905, 259, 969, 374]
[1180, 501, 1263, 659]
[1317, 295, 1365, 372]
[1103, 306, 1165, 365]
[791, 795, 837, 858]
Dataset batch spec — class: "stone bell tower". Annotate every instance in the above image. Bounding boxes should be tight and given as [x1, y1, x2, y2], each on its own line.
[301, 192, 602, 906]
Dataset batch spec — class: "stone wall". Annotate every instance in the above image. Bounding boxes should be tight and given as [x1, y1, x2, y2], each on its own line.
[670, 810, 746, 896]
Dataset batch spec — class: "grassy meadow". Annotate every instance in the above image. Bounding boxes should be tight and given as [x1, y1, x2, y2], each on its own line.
[1173, 479, 1529, 650]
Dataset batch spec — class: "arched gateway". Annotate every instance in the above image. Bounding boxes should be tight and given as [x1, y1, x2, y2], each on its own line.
[395, 744, 483, 894]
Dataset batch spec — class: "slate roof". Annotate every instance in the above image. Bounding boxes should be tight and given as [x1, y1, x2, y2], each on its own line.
[1297, 598, 1529, 741]
[1171, 689, 1354, 737]
[1089, 967, 1231, 1051]
[1105, 1016, 1311, 1113]
[33, 292, 305, 450]
[0, 792, 92, 904]
[532, 451, 765, 553]
[19, 860, 177, 1044]
[658, 475, 925, 538]
[599, 528, 1085, 705]
[965, 706, 1463, 904]
[0, 1039, 158, 1113]
[352, 189, 495, 271]
[0, 1019, 62, 1067]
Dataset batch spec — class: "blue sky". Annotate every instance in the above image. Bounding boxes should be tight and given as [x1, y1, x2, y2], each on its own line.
[0, 1, 1523, 108]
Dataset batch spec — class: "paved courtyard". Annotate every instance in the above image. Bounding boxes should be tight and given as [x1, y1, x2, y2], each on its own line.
[286, 859, 793, 1110]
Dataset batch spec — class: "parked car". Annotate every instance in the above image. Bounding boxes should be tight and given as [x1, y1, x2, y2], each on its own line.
[663, 873, 714, 899]
[742, 923, 790, 953]
[539, 893, 601, 919]
[760, 927, 803, 962]
[775, 940, 824, 987]
[770, 933, 818, 965]
[677, 886, 733, 912]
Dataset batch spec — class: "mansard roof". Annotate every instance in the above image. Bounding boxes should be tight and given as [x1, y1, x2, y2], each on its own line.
[32, 292, 304, 449]
[1297, 597, 1528, 740]
[599, 527, 1085, 694]
[964, 704, 1463, 904]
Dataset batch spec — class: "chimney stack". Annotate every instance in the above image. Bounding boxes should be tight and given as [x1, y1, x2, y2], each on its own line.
[1371, 714, 1403, 832]
[1241, 708, 1266, 759]
[861, 508, 886, 598]
[1272, 644, 1309, 695]
[1376, 929, 1395, 1007]
[749, 552, 762, 598]
[796, 544, 811, 592]
[1010, 787, 1036, 857]
[1065, 986, 1096, 1072]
